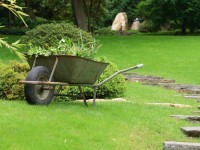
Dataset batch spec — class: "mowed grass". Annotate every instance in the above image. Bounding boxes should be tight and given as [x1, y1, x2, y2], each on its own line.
[97, 35, 200, 84]
[0, 82, 200, 150]
[0, 34, 200, 149]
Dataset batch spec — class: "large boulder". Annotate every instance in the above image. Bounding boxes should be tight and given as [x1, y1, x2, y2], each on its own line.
[111, 12, 128, 31]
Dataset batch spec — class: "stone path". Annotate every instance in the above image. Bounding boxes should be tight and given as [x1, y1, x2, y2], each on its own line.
[124, 73, 200, 94]
[124, 73, 175, 84]
[170, 115, 200, 122]
[164, 141, 200, 150]
[124, 73, 200, 149]
[170, 115, 193, 120]
[184, 95, 200, 100]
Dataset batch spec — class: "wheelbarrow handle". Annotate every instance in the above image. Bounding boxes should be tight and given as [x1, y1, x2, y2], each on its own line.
[136, 64, 144, 68]
[95, 64, 144, 87]
[121, 64, 144, 73]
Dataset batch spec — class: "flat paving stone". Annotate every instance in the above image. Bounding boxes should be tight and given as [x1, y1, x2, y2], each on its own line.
[192, 111, 200, 114]
[164, 141, 200, 150]
[146, 103, 192, 108]
[171, 115, 200, 122]
[157, 83, 200, 94]
[181, 127, 200, 137]
[184, 95, 200, 100]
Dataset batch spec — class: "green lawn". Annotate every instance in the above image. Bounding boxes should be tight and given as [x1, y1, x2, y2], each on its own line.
[0, 83, 199, 150]
[97, 35, 200, 84]
[0, 34, 200, 149]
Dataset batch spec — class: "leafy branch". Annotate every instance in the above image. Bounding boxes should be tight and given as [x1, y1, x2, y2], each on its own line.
[0, 0, 28, 60]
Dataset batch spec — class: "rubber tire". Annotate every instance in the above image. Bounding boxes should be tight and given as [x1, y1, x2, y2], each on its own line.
[24, 66, 54, 105]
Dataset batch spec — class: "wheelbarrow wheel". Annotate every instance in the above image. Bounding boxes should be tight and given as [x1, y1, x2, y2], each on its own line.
[24, 66, 54, 105]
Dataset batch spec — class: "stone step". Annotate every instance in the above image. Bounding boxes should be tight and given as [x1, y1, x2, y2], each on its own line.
[142, 79, 176, 85]
[164, 141, 200, 150]
[171, 115, 200, 122]
[124, 73, 200, 95]
[146, 103, 192, 108]
[124, 77, 175, 84]
[157, 83, 200, 94]
[184, 95, 200, 100]
[123, 73, 175, 84]
[192, 111, 200, 114]
[181, 127, 200, 137]
[123, 73, 163, 80]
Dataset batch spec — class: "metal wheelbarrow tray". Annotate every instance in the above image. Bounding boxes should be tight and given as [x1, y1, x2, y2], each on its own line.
[19, 54, 143, 106]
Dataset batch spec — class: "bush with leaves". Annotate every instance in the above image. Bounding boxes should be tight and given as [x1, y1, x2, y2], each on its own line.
[0, 61, 29, 100]
[139, 20, 158, 32]
[21, 22, 96, 49]
[94, 27, 118, 36]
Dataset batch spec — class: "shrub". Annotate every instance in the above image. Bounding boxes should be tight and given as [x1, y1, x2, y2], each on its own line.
[21, 22, 95, 49]
[94, 27, 118, 36]
[139, 20, 158, 32]
[0, 27, 29, 35]
[0, 61, 29, 100]
[61, 58, 126, 100]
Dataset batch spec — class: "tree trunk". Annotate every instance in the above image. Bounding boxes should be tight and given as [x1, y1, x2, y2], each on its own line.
[88, 0, 94, 32]
[71, 0, 88, 31]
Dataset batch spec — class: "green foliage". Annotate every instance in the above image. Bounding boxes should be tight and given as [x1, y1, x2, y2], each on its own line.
[21, 22, 95, 49]
[96, 58, 126, 98]
[0, 61, 29, 100]
[99, 0, 140, 27]
[94, 27, 118, 36]
[0, 27, 29, 35]
[0, 0, 28, 60]
[136, 0, 200, 34]
[139, 20, 158, 32]
[28, 36, 100, 59]
[15, 17, 51, 29]
[0, 0, 28, 27]
[62, 58, 126, 99]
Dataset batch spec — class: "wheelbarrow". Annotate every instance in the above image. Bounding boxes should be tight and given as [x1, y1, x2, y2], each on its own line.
[19, 55, 143, 106]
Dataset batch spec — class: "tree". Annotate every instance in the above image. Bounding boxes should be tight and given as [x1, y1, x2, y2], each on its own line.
[0, 0, 28, 60]
[136, 0, 200, 34]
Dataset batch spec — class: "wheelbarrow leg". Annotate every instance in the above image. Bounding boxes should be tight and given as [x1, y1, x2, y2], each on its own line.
[78, 86, 88, 106]
[93, 87, 97, 106]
